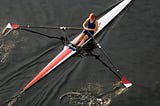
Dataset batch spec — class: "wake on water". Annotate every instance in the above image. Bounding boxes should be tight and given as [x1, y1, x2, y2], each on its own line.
[0, 28, 22, 106]
[0, 27, 23, 64]
[60, 82, 128, 106]
[4, 82, 128, 106]
[0, 39, 14, 63]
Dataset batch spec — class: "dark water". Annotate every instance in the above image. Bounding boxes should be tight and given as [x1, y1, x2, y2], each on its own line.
[0, 0, 160, 106]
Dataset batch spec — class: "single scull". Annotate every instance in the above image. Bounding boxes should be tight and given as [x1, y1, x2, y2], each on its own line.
[4, 0, 132, 92]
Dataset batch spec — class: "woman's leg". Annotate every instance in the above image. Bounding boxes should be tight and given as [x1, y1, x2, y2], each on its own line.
[77, 35, 89, 47]
[75, 33, 85, 45]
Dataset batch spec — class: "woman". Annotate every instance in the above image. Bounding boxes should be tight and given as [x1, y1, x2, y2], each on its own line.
[75, 13, 99, 47]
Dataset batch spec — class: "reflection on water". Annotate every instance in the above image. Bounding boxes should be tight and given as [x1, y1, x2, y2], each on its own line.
[60, 82, 128, 106]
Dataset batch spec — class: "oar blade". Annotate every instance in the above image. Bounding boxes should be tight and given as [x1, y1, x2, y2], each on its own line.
[10, 23, 20, 30]
[1, 23, 12, 36]
[1, 23, 20, 36]
[121, 76, 132, 88]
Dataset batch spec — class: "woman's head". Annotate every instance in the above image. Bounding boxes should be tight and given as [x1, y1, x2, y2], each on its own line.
[89, 13, 96, 20]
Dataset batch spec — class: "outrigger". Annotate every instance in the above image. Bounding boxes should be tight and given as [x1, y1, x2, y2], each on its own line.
[2, 0, 132, 105]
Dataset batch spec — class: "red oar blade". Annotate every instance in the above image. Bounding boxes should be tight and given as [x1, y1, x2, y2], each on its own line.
[1, 23, 20, 36]
[10, 23, 20, 30]
[121, 76, 132, 88]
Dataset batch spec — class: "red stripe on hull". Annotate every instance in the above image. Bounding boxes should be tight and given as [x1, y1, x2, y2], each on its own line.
[23, 48, 72, 91]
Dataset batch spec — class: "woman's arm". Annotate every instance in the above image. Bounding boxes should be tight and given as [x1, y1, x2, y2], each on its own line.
[94, 20, 99, 32]
[83, 18, 89, 29]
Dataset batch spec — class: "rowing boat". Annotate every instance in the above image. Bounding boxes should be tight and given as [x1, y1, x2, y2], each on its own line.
[0, 1, 134, 105]
[1, 0, 132, 93]
[21, 0, 132, 91]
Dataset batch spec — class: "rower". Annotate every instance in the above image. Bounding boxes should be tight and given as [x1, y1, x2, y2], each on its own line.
[74, 13, 99, 47]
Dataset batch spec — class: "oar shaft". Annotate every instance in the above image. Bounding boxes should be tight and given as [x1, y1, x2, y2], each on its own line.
[20, 25, 83, 30]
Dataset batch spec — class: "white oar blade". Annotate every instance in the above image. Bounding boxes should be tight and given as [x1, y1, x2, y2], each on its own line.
[121, 77, 132, 88]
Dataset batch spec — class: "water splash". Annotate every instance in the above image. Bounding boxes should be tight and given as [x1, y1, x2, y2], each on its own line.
[0, 40, 15, 63]
[0, 27, 24, 64]
[1, 90, 24, 106]
[60, 82, 128, 106]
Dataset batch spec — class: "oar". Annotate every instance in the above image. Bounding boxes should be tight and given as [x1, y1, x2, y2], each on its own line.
[1, 23, 83, 36]
[19, 25, 83, 30]
[83, 30, 132, 88]
[93, 38, 132, 88]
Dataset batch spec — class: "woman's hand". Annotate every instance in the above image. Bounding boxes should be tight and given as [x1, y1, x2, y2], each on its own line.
[84, 27, 94, 31]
